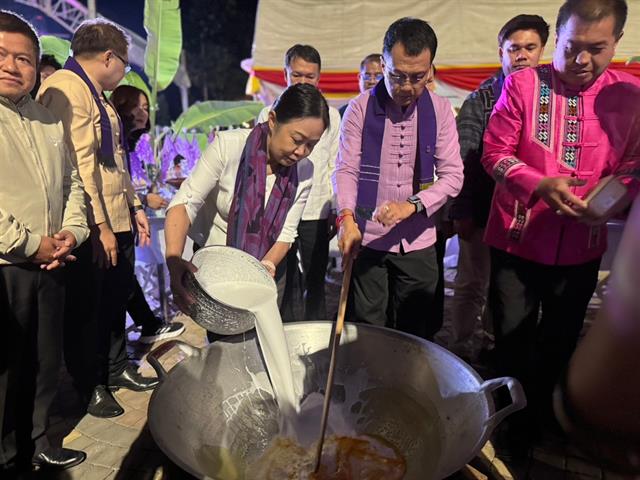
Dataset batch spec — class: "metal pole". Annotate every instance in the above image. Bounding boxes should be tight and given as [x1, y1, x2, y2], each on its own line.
[88, 0, 97, 19]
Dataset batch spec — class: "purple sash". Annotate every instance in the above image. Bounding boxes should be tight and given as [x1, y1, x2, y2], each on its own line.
[226, 122, 299, 260]
[356, 79, 436, 225]
[63, 57, 126, 168]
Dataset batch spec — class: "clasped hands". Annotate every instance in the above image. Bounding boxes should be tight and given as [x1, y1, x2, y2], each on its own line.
[32, 230, 77, 271]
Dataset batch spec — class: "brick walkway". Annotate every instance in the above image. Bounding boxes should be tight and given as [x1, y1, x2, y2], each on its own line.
[41, 268, 633, 480]
[46, 317, 204, 480]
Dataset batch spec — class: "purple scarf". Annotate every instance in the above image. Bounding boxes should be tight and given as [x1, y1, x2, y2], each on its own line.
[226, 122, 299, 260]
[356, 79, 436, 225]
[63, 56, 127, 168]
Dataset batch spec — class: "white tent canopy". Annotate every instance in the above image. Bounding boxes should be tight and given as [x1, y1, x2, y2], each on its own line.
[253, 0, 640, 68]
[250, 0, 640, 107]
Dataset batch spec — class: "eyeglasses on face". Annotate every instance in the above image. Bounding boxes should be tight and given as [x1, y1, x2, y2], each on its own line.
[112, 51, 131, 74]
[362, 72, 384, 82]
[385, 67, 428, 86]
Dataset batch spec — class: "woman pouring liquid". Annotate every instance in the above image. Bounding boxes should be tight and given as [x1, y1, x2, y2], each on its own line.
[164, 83, 329, 333]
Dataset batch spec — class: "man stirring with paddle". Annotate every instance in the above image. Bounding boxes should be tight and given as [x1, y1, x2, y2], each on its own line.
[335, 17, 463, 340]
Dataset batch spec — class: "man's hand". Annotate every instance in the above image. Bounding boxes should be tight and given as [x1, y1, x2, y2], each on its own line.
[42, 230, 79, 271]
[52, 230, 77, 259]
[337, 214, 362, 257]
[146, 193, 168, 210]
[31, 236, 65, 266]
[166, 256, 198, 314]
[453, 218, 476, 241]
[373, 201, 415, 227]
[535, 177, 588, 217]
[91, 223, 118, 268]
[134, 209, 151, 248]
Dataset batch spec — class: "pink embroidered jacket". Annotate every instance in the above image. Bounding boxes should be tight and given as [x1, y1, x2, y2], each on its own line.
[482, 65, 640, 266]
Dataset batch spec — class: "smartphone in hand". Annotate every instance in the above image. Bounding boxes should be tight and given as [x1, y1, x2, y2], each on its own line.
[584, 175, 629, 219]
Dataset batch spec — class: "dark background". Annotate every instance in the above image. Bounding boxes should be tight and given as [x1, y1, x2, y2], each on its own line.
[0, 0, 259, 121]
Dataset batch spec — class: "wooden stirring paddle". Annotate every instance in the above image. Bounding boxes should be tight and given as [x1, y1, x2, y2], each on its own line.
[313, 253, 354, 473]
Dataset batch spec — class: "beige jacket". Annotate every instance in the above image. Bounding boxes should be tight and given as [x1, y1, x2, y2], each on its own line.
[38, 69, 141, 233]
[0, 95, 89, 265]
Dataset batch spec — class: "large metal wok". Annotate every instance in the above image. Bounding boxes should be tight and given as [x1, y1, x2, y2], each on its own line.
[147, 322, 525, 479]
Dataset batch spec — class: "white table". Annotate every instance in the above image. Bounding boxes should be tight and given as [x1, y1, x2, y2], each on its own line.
[134, 212, 193, 321]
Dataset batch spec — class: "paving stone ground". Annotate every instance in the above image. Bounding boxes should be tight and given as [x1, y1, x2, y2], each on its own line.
[38, 267, 634, 480]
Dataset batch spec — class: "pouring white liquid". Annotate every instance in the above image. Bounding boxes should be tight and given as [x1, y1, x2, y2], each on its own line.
[211, 280, 354, 444]
[199, 278, 442, 479]
[212, 281, 299, 425]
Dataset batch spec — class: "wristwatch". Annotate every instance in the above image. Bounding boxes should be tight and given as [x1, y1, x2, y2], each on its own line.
[407, 195, 425, 214]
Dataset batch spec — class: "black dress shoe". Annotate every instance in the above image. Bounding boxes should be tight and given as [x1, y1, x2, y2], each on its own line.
[32, 447, 86, 470]
[87, 385, 124, 418]
[108, 365, 159, 392]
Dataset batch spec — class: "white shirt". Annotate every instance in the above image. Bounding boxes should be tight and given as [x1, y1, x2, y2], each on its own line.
[257, 105, 340, 220]
[168, 129, 314, 248]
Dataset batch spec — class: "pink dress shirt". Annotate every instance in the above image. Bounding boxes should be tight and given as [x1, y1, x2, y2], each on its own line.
[482, 65, 640, 266]
[335, 90, 463, 253]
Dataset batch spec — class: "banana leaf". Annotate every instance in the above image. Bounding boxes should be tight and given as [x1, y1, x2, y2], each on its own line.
[144, 0, 183, 92]
[627, 56, 640, 65]
[40, 35, 71, 65]
[116, 71, 152, 101]
[172, 101, 265, 134]
[194, 133, 210, 152]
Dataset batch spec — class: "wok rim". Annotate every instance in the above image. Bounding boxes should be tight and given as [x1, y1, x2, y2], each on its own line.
[147, 321, 495, 479]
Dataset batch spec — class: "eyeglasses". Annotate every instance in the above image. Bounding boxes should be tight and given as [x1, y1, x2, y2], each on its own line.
[362, 72, 384, 82]
[113, 52, 131, 74]
[385, 67, 428, 86]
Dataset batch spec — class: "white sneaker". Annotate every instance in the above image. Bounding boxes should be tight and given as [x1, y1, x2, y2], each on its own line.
[138, 322, 185, 344]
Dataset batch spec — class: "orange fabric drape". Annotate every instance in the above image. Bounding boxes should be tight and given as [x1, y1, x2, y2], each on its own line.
[434, 66, 501, 90]
[253, 69, 359, 93]
[254, 61, 640, 93]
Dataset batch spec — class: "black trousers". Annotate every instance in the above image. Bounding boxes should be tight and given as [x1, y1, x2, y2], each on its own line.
[347, 245, 440, 340]
[433, 231, 447, 335]
[488, 248, 600, 421]
[280, 219, 329, 321]
[64, 232, 135, 390]
[0, 265, 64, 466]
[127, 277, 159, 330]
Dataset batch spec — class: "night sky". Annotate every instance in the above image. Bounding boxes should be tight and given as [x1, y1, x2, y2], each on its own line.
[0, 0, 144, 37]
[1, 0, 257, 119]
